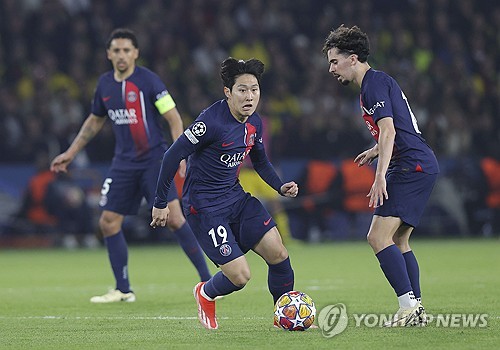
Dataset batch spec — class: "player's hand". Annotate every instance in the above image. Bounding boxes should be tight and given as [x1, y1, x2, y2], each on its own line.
[151, 206, 170, 228]
[178, 159, 187, 178]
[50, 153, 73, 173]
[281, 181, 299, 198]
[354, 147, 378, 167]
[367, 175, 388, 208]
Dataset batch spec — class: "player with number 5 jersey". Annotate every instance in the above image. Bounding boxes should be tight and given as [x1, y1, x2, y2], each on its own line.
[323, 25, 439, 327]
[152, 57, 299, 330]
[50, 28, 211, 304]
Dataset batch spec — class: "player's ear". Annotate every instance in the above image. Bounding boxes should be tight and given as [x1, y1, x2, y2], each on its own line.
[224, 86, 231, 99]
[350, 54, 358, 65]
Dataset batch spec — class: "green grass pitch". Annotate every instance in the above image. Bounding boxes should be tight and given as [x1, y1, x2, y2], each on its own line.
[0, 238, 498, 349]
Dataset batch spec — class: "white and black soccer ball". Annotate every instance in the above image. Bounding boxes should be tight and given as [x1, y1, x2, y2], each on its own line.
[274, 291, 316, 331]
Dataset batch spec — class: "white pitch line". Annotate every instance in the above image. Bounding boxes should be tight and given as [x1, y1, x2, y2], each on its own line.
[0, 316, 206, 320]
[0, 316, 272, 320]
[0, 315, 498, 321]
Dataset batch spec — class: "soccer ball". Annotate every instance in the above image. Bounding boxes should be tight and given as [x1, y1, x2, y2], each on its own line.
[274, 291, 316, 331]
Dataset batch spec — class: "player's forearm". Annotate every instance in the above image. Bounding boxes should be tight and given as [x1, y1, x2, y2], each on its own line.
[154, 136, 193, 208]
[66, 115, 105, 157]
[154, 158, 176, 208]
[254, 163, 283, 193]
[163, 108, 184, 141]
[250, 151, 283, 193]
[375, 129, 395, 178]
[169, 120, 184, 142]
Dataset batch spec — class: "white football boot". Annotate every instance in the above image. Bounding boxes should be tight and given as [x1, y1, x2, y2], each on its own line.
[90, 289, 136, 303]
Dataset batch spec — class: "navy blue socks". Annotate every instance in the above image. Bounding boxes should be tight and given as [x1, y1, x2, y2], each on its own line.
[403, 250, 421, 299]
[203, 271, 243, 299]
[268, 257, 294, 304]
[173, 223, 212, 282]
[104, 231, 130, 293]
[376, 245, 412, 297]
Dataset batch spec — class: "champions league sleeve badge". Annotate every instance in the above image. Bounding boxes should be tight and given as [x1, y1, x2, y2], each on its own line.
[184, 121, 207, 144]
[192, 122, 207, 137]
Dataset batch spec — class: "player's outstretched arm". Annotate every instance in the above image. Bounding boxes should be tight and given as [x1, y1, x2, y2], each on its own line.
[50, 114, 106, 173]
[280, 181, 299, 198]
[162, 107, 187, 177]
[153, 134, 195, 210]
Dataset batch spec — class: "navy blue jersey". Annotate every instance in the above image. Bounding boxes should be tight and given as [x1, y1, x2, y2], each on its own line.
[92, 66, 176, 169]
[155, 100, 283, 212]
[360, 69, 439, 174]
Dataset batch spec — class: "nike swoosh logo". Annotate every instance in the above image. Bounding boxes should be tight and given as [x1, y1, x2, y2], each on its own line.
[282, 281, 293, 287]
[264, 218, 272, 226]
[103, 96, 111, 102]
[222, 142, 234, 147]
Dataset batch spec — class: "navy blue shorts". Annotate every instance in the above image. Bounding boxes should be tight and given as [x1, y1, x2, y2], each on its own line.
[375, 171, 438, 227]
[99, 162, 179, 216]
[185, 193, 276, 266]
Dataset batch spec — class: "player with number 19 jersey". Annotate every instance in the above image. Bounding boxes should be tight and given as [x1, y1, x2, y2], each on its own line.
[154, 99, 283, 214]
[360, 69, 439, 175]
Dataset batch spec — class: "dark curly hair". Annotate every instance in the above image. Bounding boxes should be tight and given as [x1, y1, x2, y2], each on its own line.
[106, 28, 139, 49]
[220, 57, 265, 90]
[322, 25, 370, 63]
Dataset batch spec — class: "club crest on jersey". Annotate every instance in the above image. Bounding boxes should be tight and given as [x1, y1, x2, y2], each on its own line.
[127, 91, 138, 103]
[99, 195, 108, 207]
[244, 123, 257, 146]
[245, 133, 256, 146]
[219, 244, 232, 257]
[192, 122, 206, 137]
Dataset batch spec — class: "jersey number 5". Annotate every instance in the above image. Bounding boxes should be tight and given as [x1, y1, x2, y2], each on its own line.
[101, 178, 113, 195]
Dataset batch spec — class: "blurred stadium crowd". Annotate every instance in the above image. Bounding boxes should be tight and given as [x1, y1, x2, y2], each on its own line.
[0, 0, 499, 244]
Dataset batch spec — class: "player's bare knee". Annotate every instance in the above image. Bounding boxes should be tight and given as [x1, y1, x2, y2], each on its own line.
[366, 231, 377, 248]
[367, 232, 389, 252]
[393, 235, 409, 251]
[99, 216, 118, 236]
[395, 241, 411, 252]
[265, 247, 289, 265]
[230, 270, 251, 287]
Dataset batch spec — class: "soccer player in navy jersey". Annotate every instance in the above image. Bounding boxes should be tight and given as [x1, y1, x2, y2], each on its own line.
[322, 25, 439, 327]
[151, 57, 298, 330]
[50, 28, 211, 303]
